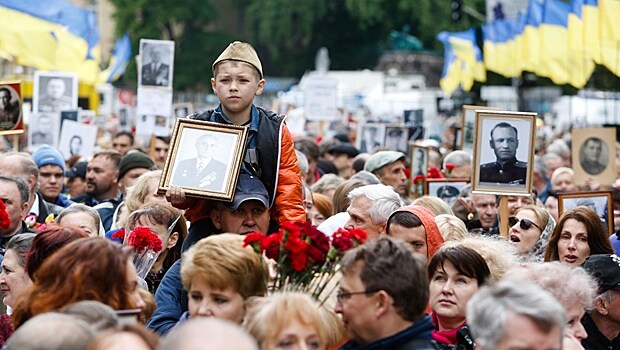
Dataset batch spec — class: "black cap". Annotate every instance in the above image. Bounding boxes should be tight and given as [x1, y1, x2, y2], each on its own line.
[230, 174, 270, 210]
[437, 185, 460, 198]
[582, 254, 620, 294]
[328, 143, 359, 158]
[66, 161, 88, 179]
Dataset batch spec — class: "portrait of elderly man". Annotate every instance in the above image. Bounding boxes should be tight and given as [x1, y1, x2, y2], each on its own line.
[580, 137, 608, 176]
[141, 44, 171, 87]
[38, 77, 73, 113]
[0, 86, 20, 124]
[172, 133, 228, 191]
[479, 122, 527, 185]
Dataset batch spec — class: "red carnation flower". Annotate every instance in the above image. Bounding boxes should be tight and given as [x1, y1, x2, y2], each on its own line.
[261, 233, 282, 260]
[0, 200, 10, 231]
[243, 231, 265, 252]
[413, 175, 425, 185]
[127, 227, 163, 254]
[445, 163, 456, 171]
[289, 251, 308, 272]
[111, 228, 126, 241]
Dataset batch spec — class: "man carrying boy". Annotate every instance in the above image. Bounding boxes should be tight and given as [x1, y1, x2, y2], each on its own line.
[167, 41, 305, 237]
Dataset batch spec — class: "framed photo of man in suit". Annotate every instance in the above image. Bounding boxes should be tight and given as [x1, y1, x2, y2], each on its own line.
[471, 110, 536, 196]
[139, 39, 175, 88]
[571, 128, 616, 187]
[159, 119, 248, 201]
[33, 72, 78, 113]
[357, 123, 385, 153]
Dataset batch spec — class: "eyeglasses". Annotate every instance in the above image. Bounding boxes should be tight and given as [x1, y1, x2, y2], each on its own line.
[508, 217, 542, 231]
[336, 290, 378, 304]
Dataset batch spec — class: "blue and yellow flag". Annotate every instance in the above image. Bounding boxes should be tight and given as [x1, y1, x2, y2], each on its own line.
[437, 29, 485, 95]
[567, 0, 594, 88]
[539, 0, 571, 85]
[99, 34, 132, 84]
[582, 0, 600, 64]
[522, 0, 543, 75]
[0, 0, 100, 84]
[599, 0, 620, 76]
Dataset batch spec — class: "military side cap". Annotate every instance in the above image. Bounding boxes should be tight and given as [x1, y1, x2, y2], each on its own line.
[364, 151, 406, 173]
[212, 41, 263, 79]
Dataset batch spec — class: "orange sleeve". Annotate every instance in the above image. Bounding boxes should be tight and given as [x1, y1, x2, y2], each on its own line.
[274, 123, 306, 223]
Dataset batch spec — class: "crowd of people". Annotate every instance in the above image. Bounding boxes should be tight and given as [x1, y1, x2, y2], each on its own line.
[0, 41, 617, 350]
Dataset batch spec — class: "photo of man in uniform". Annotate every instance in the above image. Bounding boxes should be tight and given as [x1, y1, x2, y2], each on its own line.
[479, 122, 527, 185]
[579, 137, 607, 175]
[360, 125, 382, 153]
[30, 113, 55, 146]
[38, 78, 73, 113]
[384, 127, 408, 153]
[412, 148, 426, 176]
[172, 133, 228, 191]
[0, 87, 20, 124]
[141, 44, 170, 87]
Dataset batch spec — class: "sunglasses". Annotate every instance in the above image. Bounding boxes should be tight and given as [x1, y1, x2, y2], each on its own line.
[508, 217, 543, 231]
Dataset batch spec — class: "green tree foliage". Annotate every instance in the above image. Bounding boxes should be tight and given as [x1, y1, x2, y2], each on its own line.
[108, 0, 234, 90]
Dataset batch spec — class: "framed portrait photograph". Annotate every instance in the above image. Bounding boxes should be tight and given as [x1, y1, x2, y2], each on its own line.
[357, 123, 385, 153]
[571, 128, 617, 187]
[159, 119, 248, 201]
[33, 71, 78, 113]
[172, 102, 194, 119]
[139, 39, 175, 88]
[461, 105, 498, 153]
[409, 144, 429, 196]
[58, 120, 97, 159]
[558, 191, 614, 235]
[0, 81, 24, 135]
[384, 126, 409, 153]
[425, 178, 469, 207]
[471, 110, 536, 196]
[453, 127, 462, 151]
[28, 112, 61, 150]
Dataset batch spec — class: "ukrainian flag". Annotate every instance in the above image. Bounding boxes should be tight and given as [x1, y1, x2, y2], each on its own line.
[491, 19, 517, 77]
[567, 0, 594, 88]
[482, 22, 499, 74]
[99, 34, 132, 84]
[522, 0, 543, 75]
[0, 0, 100, 84]
[539, 0, 571, 85]
[512, 12, 527, 76]
[437, 29, 485, 96]
[582, 0, 600, 64]
[599, 0, 620, 77]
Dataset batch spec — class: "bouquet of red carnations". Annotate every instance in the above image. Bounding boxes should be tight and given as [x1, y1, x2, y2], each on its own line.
[244, 221, 367, 303]
[114, 227, 163, 279]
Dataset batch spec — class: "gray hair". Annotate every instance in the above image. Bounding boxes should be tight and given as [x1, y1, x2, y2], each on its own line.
[442, 150, 472, 169]
[295, 150, 309, 176]
[57, 203, 103, 236]
[504, 262, 597, 311]
[348, 184, 403, 225]
[350, 170, 380, 185]
[6, 233, 36, 267]
[0, 152, 39, 191]
[0, 174, 30, 204]
[5, 312, 95, 350]
[546, 139, 570, 159]
[533, 155, 547, 179]
[160, 318, 258, 350]
[61, 300, 119, 333]
[467, 280, 566, 350]
[311, 174, 344, 195]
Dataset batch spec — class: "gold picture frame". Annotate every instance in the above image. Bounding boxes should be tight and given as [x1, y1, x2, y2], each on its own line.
[158, 118, 248, 201]
[471, 110, 536, 196]
[558, 191, 614, 235]
[571, 128, 617, 187]
[461, 105, 498, 153]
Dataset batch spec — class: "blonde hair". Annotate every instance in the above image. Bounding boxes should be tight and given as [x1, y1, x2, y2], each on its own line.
[117, 170, 163, 228]
[412, 196, 454, 216]
[435, 214, 468, 241]
[243, 292, 343, 349]
[180, 234, 267, 299]
[550, 167, 574, 186]
[516, 205, 550, 230]
[442, 235, 520, 282]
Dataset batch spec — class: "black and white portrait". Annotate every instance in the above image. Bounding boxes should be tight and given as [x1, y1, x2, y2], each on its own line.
[462, 106, 497, 153]
[384, 127, 409, 153]
[473, 111, 536, 195]
[560, 192, 612, 234]
[358, 123, 385, 153]
[0, 84, 21, 128]
[428, 181, 469, 207]
[170, 130, 236, 192]
[579, 137, 609, 176]
[139, 39, 174, 88]
[58, 120, 97, 159]
[410, 146, 428, 177]
[33, 72, 78, 113]
[28, 112, 60, 150]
